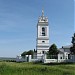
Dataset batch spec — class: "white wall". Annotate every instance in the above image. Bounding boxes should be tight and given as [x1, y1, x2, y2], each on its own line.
[44, 59, 57, 63]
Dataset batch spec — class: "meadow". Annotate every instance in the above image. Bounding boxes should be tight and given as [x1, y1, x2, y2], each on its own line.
[0, 62, 75, 75]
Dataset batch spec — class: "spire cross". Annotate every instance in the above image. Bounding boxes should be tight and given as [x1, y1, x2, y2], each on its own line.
[42, 9, 44, 17]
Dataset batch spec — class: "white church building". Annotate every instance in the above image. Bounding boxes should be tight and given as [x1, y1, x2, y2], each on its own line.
[16, 10, 75, 63]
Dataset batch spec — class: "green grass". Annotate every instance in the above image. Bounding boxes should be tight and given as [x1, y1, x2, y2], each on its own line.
[0, 62, 75, 75]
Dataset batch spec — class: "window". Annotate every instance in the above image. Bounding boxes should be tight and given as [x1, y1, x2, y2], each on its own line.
[42, 27, 45, 36]
[42, 33, 45, 36]
[42, 27, 45, 31]
[42, 51, 44, 54]
[42, 41, 45, 43]
[60, 57, 62, 59]
[68, 54, 70, 59]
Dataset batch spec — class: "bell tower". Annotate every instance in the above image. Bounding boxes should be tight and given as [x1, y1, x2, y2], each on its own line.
[36, 9, 49, 58]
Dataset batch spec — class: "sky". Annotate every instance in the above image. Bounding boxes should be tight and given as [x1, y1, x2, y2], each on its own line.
[0, 0, 74, 57]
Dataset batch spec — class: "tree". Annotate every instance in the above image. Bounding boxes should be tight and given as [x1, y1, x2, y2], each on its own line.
[26, 50, 34, 55]
[70, 33, 75, 54]
[21, 51, 27, 56]
[48, 44, 59, 55]
[21, 50, 34, 57]
[70, 45, 75, 54]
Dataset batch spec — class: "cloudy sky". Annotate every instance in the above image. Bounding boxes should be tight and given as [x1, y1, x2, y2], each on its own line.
[0, 0, 74, 57]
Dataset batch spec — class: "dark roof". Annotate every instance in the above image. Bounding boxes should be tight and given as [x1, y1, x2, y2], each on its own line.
[62, 44, 72, 49]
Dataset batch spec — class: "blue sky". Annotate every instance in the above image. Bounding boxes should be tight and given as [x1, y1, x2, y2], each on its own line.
[0, 0, 74, 57]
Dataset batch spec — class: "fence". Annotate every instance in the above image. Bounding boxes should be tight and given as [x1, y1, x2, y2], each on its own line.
[2, 54, 75, 63]
[47, 55, 58, 59]
[16, 54, 75, 63]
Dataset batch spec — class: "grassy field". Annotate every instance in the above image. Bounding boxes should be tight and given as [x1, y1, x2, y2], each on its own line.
[0, 62, 75, 75]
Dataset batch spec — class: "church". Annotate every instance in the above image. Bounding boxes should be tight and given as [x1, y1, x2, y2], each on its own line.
[36, 9, 75, 61]
[17, 9, 75, 63]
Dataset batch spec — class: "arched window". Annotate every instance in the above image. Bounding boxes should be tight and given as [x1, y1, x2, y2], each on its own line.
[42, 27, 45, 31]
[42, 27, 45, 36]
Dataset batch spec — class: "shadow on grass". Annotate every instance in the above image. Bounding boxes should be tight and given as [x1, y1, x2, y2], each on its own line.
[42, 62, 75, 66]
[32, 61, 75, 66]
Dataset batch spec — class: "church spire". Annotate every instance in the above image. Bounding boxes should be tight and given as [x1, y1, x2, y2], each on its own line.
[38, 9, 48, 22]
[42, 9, 44, 17]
